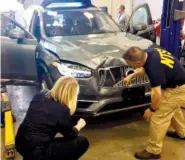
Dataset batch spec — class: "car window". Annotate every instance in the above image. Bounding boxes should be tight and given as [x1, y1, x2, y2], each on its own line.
[1, 14, 16, 37]
[1, 14, 34, 39]
[131, 7, 148, 26]
[43, 10, 121, 37]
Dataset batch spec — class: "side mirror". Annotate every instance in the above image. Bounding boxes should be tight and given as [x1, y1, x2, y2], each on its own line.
[133, 23, 147, 32]
[8, 28, 25, 43]
[100, 6, 112, 18]
[100, 6, 108, 13]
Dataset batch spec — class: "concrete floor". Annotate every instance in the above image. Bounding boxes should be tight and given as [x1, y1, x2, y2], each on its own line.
[1, 86, 185, 160]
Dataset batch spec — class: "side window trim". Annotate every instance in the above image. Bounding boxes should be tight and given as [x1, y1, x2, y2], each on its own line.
[29, 11, 36, 34]
[31, 11, 41, 41]
[30, 9, 46, 41]
[30, 11, 37, 35]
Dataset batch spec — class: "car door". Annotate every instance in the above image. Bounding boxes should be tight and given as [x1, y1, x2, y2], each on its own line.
[1, 14, 38, 86]
[126, 3, 156, 43]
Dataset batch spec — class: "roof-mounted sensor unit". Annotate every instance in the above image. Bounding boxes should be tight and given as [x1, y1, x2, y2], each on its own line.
[46, 2, 83, 8]
[42, 0, 92, 8]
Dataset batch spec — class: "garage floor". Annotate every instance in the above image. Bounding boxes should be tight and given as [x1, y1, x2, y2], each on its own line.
[1, 86, 185, 160]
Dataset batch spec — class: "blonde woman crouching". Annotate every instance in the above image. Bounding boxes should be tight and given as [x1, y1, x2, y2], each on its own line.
[15, 76, 89, 160]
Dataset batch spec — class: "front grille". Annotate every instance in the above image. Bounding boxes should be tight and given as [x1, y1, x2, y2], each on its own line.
[99, 96, 151, 113]
[98, 66, 149, 88]
[77, 102, 93, 109]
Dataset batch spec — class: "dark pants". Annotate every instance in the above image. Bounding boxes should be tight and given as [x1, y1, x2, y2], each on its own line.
[21, 136, 89, 160]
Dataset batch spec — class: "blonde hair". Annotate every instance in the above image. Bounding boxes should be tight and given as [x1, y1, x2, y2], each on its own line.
[47, 76, 79, 115]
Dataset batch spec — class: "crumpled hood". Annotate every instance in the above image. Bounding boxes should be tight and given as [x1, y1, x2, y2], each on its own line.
[45, 32, 153, 69]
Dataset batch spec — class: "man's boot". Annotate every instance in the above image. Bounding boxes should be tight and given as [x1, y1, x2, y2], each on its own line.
[167, 131, 185, 140]
[135, 150, 161, 159]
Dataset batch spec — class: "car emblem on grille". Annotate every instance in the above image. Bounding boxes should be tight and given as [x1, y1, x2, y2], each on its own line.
[98, 66, 149, 87]
[125, 68, 135, 77]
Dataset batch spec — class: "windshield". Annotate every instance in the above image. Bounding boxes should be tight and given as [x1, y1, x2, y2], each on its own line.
[43, 9, 122, 37]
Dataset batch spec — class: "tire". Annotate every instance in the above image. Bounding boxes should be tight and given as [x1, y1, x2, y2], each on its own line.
[40, 73, 52, 90]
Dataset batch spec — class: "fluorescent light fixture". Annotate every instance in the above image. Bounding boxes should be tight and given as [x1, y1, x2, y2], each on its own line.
[46, 2, 83, 9]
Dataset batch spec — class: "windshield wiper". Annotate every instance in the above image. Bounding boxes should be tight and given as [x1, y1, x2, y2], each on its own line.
[93, 30, 117, 34]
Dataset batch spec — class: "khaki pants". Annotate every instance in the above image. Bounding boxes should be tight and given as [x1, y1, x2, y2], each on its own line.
[146, 85, 185, 155]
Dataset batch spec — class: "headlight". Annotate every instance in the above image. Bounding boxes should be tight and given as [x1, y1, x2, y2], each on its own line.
[53, 62, 92, 78]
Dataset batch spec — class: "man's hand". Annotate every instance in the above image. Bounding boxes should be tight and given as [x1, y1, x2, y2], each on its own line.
[143, 86, 161, 121]
[144, 108, 153, 121]
[122, 68, 145, 86]
[123, 75, 132, 85]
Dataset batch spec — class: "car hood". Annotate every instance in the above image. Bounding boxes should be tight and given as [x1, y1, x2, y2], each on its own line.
[45, 32, 153, 69]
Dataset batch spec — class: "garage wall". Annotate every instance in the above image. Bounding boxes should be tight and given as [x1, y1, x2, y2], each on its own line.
[23, 0, 43, 8]
[92, 0, 133, 20]
[23, 0, 133, 19]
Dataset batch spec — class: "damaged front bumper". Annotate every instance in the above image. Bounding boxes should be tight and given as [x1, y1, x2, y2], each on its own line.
[76, 84, 151, 117]
[51, 65, 151, 117]
[75, 66, 151, 116]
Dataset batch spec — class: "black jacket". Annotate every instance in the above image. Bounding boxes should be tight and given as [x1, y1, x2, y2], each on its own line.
[15, 89, 78, 152]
